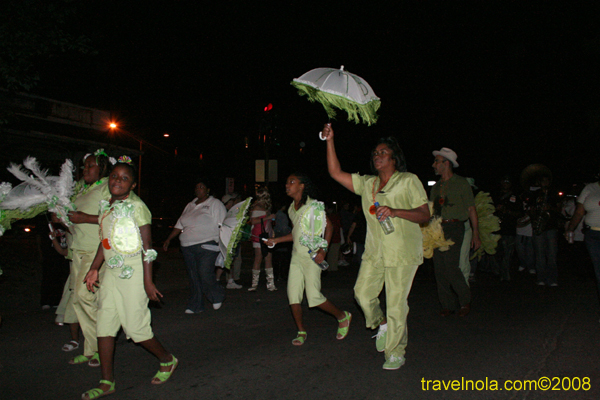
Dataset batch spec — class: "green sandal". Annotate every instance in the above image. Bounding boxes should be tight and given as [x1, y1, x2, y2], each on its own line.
[151, 355, 178, 385]
[82, 379, 115, 400]
[69, 354, 91, 365]
[292, 331, 307, 346]
[336, 311, 352, 340]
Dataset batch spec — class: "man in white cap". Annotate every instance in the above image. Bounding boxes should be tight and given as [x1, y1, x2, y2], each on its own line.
[430, 148, 480, 317]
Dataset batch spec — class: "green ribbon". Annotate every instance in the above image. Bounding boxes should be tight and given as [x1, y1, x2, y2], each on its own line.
[106, 254, 124, 269]
[143, 249, 157, 263]
[119, 265, 134, 279]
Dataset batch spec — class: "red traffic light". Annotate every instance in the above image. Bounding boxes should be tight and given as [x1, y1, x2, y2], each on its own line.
[264, 103, 273, 112]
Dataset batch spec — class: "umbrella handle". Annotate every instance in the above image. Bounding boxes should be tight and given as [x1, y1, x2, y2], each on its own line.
[262, 238, 276, 248]
[319, 131, 326, 141]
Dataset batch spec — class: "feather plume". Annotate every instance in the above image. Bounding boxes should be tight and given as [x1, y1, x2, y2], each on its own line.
[23, 157, 51, 194]
[55, 159, 74, 199]
[0, 183, 46, 209]
[420, 202, 455, 258]
[2, 157, 76, 225]
[7, 163, 41, 189]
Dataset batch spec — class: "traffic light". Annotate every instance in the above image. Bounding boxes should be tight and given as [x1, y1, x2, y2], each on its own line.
[264, 103, 273, 112]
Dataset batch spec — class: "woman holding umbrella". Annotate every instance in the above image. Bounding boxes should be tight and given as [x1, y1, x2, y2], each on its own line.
[323, 124, 429, 370]
[163, 179, 226, 313]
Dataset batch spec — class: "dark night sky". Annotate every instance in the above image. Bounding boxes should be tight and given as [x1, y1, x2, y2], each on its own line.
[32, 1, 600, 203]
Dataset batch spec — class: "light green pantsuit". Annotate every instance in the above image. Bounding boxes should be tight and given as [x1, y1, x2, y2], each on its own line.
[287, 198, 328, 307]
[96, 192, 154, 343]
[66, 178, 110, 355]
[351, 172, 428, 360]
[71, 250, 105, 356]
[354, 260, 419, 358]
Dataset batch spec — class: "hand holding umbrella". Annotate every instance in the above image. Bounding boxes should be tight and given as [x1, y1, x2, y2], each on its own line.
[320, 123, 334, 141]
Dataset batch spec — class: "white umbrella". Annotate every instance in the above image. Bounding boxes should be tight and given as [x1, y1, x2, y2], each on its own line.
[218, 197, 252, 269]
[291, 65, 381, 127]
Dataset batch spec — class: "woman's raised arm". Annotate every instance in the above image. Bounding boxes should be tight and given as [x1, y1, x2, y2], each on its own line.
[323, 124, 354, 193]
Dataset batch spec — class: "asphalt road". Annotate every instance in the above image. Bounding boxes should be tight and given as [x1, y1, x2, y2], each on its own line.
[1, 242, 599, 400]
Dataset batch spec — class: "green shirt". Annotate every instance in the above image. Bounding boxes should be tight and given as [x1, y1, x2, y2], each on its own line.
[100, 191, 152, 278]
[352, 171, 428, 267]
[71, 178, 111, 252]
[429, 174, 474, 221]
[288, 197, 327, 259]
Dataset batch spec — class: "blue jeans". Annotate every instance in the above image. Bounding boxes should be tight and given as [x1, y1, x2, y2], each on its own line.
[585, 229, 600, 302]
[516, 235, 535, 272]
[533, 229, 558, 285]
[181, 242, 225, 312]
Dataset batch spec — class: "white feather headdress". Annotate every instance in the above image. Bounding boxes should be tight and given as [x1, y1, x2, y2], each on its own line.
[1, 157, 76, 225]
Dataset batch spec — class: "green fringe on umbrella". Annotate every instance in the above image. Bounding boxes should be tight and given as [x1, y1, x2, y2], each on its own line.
[0, 203, 49, 237]
[0, 189, 49, 275]
[291, 81, 381, 126]
[471, 191, 501, 261]
[223, 198, 252, 270]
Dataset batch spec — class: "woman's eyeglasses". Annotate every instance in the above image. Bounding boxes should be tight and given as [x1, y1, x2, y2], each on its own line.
[372, 150, 391, 157]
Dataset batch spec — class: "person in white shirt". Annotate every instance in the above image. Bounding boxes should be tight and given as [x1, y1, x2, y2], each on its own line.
[566, 178, 600, 309]
[163, 180, 226, 313]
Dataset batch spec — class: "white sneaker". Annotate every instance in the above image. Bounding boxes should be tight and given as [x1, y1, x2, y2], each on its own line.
[518, 265, 525, 272]
[383, 355, 405, 370]
[213, 302, 222, 310]
[184, 309, 195, 314]
[372, 324, 387, 353]
[226, 281, 243, 289]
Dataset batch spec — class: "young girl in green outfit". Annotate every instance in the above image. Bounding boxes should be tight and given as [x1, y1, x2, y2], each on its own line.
[82, 157, 177, 399]
[266, 172, 351, 345]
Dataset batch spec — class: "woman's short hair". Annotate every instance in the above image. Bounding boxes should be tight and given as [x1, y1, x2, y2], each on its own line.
[370, 136, 407, 174]
[196, 178, 212, 190]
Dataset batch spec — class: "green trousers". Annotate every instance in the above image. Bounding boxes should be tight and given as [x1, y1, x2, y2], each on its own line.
[354, 259, 419, 358]
[71, 250, 104, 357]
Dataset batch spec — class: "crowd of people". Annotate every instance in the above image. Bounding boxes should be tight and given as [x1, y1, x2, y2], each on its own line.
[27, 123, 600, 397]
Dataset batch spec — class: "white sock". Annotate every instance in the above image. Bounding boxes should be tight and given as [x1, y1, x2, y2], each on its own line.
[379, 323, 388, 332]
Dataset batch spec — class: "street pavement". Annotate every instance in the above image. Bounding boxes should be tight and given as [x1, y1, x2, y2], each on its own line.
[1, 241, 600, 400]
